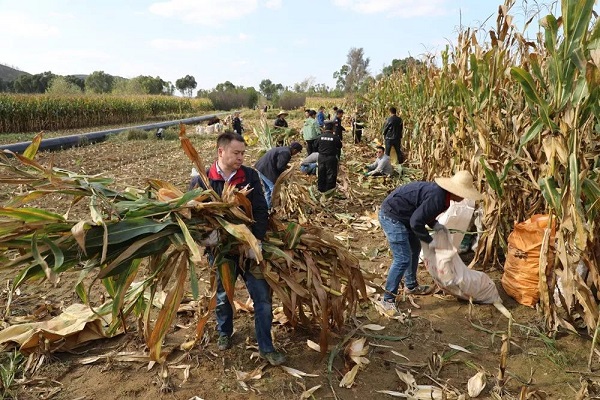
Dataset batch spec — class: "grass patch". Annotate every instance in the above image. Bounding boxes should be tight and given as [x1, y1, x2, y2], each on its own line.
[125, 129, 149, 140]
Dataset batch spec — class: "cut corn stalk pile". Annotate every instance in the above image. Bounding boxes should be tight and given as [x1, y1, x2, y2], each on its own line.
[0, 129, 368, 361]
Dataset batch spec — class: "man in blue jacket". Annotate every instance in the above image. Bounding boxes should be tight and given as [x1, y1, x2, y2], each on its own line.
[255, 141, 303, 208]
[378, 171, 483, 313]
[189, 132, 285, 366]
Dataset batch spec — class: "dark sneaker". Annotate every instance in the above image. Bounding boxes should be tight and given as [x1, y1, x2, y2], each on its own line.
[259, 350, 286, 366]
[405, 285, 432, 295]
[217, 335, 232, 351]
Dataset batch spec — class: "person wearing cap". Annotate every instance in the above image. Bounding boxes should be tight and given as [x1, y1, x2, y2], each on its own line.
[255, 141, 303, 208]
[314, 121, 342, 192]
[302, 109, 321, 155]
[274, 110, 289, 128]
[378, 171, 483, 313]
[333, 109, 346, 141]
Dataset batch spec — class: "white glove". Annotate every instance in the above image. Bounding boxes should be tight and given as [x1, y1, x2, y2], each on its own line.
[200, 230, 219, 247]
[246, 242, 263, 260]
[432, 222, 447, 232]
[428, 238, 437, 251]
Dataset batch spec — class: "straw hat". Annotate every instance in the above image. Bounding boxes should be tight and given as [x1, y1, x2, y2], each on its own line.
[434, 170, 483, 201]
[277, 110, 288, 117]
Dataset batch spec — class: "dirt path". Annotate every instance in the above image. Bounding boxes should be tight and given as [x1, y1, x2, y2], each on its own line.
[0, 120, 593, 399]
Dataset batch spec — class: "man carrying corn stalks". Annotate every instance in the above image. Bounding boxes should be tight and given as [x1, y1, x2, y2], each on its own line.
[188, 132, 286, 366]
[378, 171, 483, 313]
[255, 141, 303, 209]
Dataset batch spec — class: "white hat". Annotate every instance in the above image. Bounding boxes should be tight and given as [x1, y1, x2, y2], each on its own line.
[277, 110, 288, 117]
[434, 170, 483, 201]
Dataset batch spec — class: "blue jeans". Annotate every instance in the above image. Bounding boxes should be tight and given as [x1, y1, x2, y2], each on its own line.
[214, 258, 275, 353]
[300, 163, 317, 175]
[258, 172, 274, 209]
[379, 210, 422, 301]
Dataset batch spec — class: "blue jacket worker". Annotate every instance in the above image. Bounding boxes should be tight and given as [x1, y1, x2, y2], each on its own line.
[188, 132, 285, 366]
[378, 171, 483, 313]
[255, 141, 303, 208]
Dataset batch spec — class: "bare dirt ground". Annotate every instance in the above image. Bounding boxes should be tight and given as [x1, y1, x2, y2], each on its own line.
[0, 113, 595, 399]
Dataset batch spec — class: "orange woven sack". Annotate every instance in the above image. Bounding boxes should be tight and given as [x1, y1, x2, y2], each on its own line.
[501, 215, 555, 306]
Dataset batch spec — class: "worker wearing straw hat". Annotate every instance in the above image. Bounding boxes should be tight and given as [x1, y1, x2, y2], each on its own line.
[378, 171, 483, 313]
[274, 110, 289, 128]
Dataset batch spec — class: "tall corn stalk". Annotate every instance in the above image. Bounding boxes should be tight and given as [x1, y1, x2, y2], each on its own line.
[363, 0, 600, 332]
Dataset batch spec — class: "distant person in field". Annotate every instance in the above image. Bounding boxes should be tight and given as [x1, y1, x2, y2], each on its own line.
[328, 106, 338, 120]
[188, 132, 286, 366]
[333, 109, 346, 141]
[314, 121, 342, 193]
[255, 141, 303, 208]
[316, 106, 326, 128]
[365, 146, 394, 177]
[274, 110, 289, 128]
[382, 106, 404, 164]
[302, 109, 321, 155]
[232, 112, 243, 135]
[352, 113, 364, 144]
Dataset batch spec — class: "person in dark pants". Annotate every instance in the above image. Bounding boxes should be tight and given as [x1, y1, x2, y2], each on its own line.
[382, 106, 404, 164]
[378, 171, 483, 314]
[302, 109, 320, 155]
[188, 132, 285, 366]
[255, 141, 303, 208]
[314, 121, 342, 192]
[274, 110, 289, 128]
[232, 111, 243, 134]
[333, 109, 346, 141]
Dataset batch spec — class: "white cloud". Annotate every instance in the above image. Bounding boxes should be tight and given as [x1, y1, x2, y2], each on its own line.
[239, 33, 250, 41]
[150, 36, 233, 50]
[331, 0, 449, 17]
[0, 12, 59, 38]
[149, 0, 258, 25]
[263, 0, 282, 9]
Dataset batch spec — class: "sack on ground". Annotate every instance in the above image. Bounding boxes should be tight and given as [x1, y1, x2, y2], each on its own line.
[422, 230, 501, 304]
[501, 214, 555, 307]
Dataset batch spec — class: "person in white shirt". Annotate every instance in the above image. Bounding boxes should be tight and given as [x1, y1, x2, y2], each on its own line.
[365, 146, 394, 176]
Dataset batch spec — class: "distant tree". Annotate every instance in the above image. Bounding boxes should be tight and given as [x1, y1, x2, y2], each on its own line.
[135, 75, 165, 95]
[381, 57, 425, 76]
[46, 76, 83, 95]
[206, 81, 258, 110]
[65, 75, 85, 91]
[333, 48, 370, 93]
[214, 80, 236, 92]
[163, 81, 176, 95]
[175, 75, 197, 97]
[259, 79, 284, 100]
[293, 76, 316, 93]
[85, 71, 114, 94]
[112, 77, 144, 95]
[0, 78, 13, 92]
[14, 71, 55, 93]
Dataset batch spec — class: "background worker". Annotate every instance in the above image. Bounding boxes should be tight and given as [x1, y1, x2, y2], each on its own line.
[274, 110, 289, 128]
[333, 109, 346, 141]
[382, 106, 404, 164]
[255, 141, 303, 208]
[302, 109, 321, 155]
[300, 152, 318, 175]
[232, 111, 243, 135]
[188, 132, 285, 366]
[378, 170, 483, 313]
[365, 146, 394, 176]
[314, 121, 342, 192]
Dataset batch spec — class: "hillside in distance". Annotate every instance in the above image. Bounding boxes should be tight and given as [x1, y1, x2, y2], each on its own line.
[0, 64, 30, 81]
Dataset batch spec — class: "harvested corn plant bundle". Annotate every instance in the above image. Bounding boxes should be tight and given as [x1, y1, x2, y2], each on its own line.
[0, 129, 367, 361]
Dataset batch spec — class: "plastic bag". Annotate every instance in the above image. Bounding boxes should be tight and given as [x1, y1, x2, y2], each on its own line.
[422, 230, 501, 304]
[436, 199, 475, 250]
[501, 214, 555, 307]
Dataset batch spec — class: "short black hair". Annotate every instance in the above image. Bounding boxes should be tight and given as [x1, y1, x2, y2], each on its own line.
[389, 107, 397, 114]
[309, 110, 317, 117]
[333, 106, 338, 111]
[217, 131, 245, 148]
[376, 146, 385, 152]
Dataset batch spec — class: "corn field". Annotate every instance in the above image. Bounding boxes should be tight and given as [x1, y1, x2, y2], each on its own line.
[362, 0, 600, 333]
[0, 94, 214, 133]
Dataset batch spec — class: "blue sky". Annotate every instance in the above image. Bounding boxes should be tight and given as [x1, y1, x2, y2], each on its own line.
[1, 0, 559, 91]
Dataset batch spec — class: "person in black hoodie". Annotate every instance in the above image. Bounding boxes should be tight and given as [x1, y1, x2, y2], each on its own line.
[232, 111, 243, 134]
[333, 109, 346, 141]
[382, 106, 404, 164]
[314, 121, 342, 192]
[255, 141, 303, 208]
[188, 132, 285, 366]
